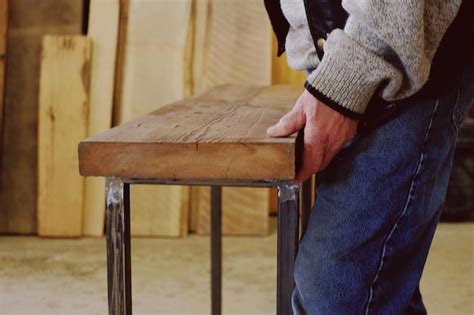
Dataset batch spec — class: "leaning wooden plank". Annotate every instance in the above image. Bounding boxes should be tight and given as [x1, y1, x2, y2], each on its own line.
[115, 0, 193, 237]
[0, 0, 8, 232]
[82, 0, 120, 237]
[38, 35, 91, 237]
[79, 85, 301, 179]
[196, 0, 272, 88]
[0, 0, 84, 234]
[191, 0, 273, 235]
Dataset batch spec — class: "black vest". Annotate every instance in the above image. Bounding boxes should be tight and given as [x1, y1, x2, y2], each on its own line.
[264, 0, 474, 128]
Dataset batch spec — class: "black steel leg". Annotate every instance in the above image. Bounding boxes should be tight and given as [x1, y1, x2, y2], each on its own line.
[277, 184, 300, 315]
[106, 177, 132, 315]
[301, 178, 312, 237]
[210, 186, 222, 315]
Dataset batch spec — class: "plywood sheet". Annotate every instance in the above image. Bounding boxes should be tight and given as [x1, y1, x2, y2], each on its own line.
[116, 0, 193, 237]
[82, 0, 120, 237]
[37, 35, 91, 237]
[0, 0, 84, 234]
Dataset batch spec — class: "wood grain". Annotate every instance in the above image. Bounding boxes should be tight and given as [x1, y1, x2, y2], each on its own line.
[38, 35, 91, 237]
[83, 0, 120, 237]
[79, 85, 301, 180]
[195, 0, 272, 89]
[113, 0, 193, 237]
[0, 0, 84, 234]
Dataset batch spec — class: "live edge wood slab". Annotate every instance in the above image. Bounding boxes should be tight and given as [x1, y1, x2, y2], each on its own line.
[79, 85, 303, 181]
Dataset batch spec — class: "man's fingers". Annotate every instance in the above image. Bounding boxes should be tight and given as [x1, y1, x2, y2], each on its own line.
[267, 109, 305, 137]
[295, 143, 324, 182]
[295, 125, 325, 182]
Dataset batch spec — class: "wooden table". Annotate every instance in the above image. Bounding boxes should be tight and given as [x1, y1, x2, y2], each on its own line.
[79, 85, 311, 315]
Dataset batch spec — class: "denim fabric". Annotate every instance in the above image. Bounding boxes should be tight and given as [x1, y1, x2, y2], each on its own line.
[294, 65, 474, 314]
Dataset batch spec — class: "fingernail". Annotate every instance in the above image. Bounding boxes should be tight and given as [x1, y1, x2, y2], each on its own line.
[267, 125, 276, 135]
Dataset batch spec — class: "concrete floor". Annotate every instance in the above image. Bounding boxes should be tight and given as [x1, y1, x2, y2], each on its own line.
[0, 221, 472, 315]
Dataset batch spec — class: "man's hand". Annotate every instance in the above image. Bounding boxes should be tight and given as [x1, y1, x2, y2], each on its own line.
[267, 89, 358, 182]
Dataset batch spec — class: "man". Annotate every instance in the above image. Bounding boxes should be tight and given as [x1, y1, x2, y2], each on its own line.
[264, 0, 473, 314]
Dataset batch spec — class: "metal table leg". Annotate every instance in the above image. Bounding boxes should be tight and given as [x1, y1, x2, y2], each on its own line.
[211, 186, 222, 315]
[106, 177, 132, 315]
[277, 184, 300, 315]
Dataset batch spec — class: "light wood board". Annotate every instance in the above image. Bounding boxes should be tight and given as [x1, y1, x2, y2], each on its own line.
[0, 0, 84, 234]
[38, 35, 91, 237]
[190, 0, 274, 235]
[115, 0, 193, 237]
[82, 0, 120, 237]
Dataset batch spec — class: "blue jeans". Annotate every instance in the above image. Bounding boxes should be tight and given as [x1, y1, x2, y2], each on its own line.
[294, 66, 474, 314]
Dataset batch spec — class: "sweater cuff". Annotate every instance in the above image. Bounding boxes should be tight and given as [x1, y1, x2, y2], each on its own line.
[304, 82, 364, 120]
[306, 29, 387, 118]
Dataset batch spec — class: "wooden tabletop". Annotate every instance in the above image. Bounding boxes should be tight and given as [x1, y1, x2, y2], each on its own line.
[79, 85, 302, 181]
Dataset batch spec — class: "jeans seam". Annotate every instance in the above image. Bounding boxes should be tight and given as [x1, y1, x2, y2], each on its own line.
[364, 99, 439, 315]
[450, 70, 464, 134]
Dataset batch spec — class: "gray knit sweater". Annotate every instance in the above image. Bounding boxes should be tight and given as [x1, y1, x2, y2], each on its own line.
[281, 0, 461, 115]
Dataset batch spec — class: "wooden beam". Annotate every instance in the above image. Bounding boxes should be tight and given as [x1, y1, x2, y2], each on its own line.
[38, 35, 91, 237]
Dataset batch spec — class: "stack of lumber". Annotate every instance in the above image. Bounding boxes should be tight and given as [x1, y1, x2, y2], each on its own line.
[0, 0, 84, 234]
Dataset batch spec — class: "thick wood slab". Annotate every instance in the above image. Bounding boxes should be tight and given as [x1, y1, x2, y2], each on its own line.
[79, 85, 302, 181]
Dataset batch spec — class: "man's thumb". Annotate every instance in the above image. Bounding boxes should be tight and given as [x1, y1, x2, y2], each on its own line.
[267, 110, 305, 137]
